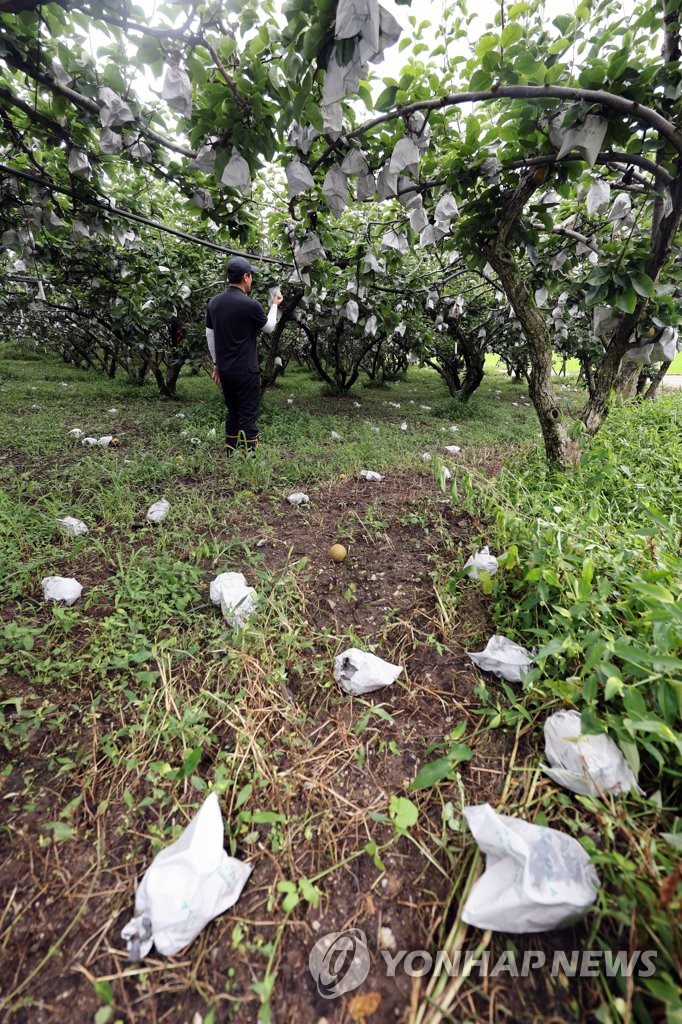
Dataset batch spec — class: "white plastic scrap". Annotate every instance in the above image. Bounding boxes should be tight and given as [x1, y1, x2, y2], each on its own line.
[542, 709, 642, 797]
[41, 576, 83, 605]
[216, 573, 257, 627]
[81, 436, 98, 446]
[57, 516, 89, 538]
[334, 648, 402, 696]
[146, 499, 170, 523]
[67, 428, 84, 438]
[445, 445, 461, 454]
[461, 803, 600, 933]
[468, 634, 534, 683]
[121, 792, 252, 959]
[287, 492, 310, 505]
[161, 65, 192, 118]
[400, 421, 408, 431]
[422, 452, 432, 462]
[360, 470, 383, 481]
[464, 546, 498, 580]
[96, 435, 114, 447]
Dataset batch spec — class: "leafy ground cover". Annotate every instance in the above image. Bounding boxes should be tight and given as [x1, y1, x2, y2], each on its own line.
[0, 354, 679, 1024]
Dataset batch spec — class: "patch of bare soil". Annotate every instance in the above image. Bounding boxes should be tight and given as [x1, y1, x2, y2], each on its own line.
[0, 470, 570, 1024]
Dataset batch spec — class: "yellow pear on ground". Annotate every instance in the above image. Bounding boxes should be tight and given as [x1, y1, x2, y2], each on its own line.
[329, 543, 347, 562]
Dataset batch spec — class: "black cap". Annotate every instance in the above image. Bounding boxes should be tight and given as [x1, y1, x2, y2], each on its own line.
[227, 255, 256, 282]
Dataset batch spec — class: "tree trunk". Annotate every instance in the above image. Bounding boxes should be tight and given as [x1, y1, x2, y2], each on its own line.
[261, 289, 303, 386]
[456, 325, 485, 401]
[483, 240, 573, 469]
[426, 357, 461, 396]
[582, 175, 682, 432]
[644, 359, 672, 400]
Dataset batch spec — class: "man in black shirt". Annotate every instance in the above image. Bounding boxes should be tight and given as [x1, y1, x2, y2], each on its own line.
[206, 256, 283, 453]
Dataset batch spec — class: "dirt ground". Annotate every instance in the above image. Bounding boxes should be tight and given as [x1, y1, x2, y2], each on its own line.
[0, 468, 587, 1024]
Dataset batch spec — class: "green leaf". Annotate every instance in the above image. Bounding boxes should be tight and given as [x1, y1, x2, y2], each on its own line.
[375, 85, 398, 111]
[251, 810, 286, 824]
[389, 794, 419, 830]
[44, 821, 76, 842]
[500, 22, 524, 46]
[364, 839, 385, 871]
[630, 272, 655, 298]
[236, 782, 253, 808]
[178, 746, 202, 779]
[410, 757, 454, 790]
[475, 32, 499, 57]
[660, 832, 682, 852]
[299, 877, 321, 907]
[613, 288, 637, 314]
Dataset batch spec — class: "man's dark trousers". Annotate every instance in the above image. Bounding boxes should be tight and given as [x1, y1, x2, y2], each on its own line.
[219, 370, 260, 452]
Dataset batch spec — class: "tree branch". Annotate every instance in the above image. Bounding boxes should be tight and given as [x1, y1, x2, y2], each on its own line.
[506, 150, 674, 185]
[346, 85, 682, 156]
[0, 45, 197, 158]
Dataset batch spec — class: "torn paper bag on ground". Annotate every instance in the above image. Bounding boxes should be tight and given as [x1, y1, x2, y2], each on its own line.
[468, 634, 534, 682]
[334, 648, 402, 696]
[461, 803, 599, 933]
[121, 792, 252, 959]
[57, 516, 89, 537]
[146, 499, 170, 523]
[464, 546, 498, 580]
[210, 572, 257, 627]
[41, 576, 83, 605]
[542, 709, 642, 797]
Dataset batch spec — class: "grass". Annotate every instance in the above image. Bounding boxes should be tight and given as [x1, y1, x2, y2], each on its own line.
[1, 350, 680, 1024]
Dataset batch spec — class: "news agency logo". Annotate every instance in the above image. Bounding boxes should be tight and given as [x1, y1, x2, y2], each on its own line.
[308, 929, 658, 998]
[308, 928, 371, 998]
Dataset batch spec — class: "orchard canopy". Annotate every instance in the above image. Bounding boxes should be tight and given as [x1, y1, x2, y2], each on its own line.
[1, 0, 681, 466]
